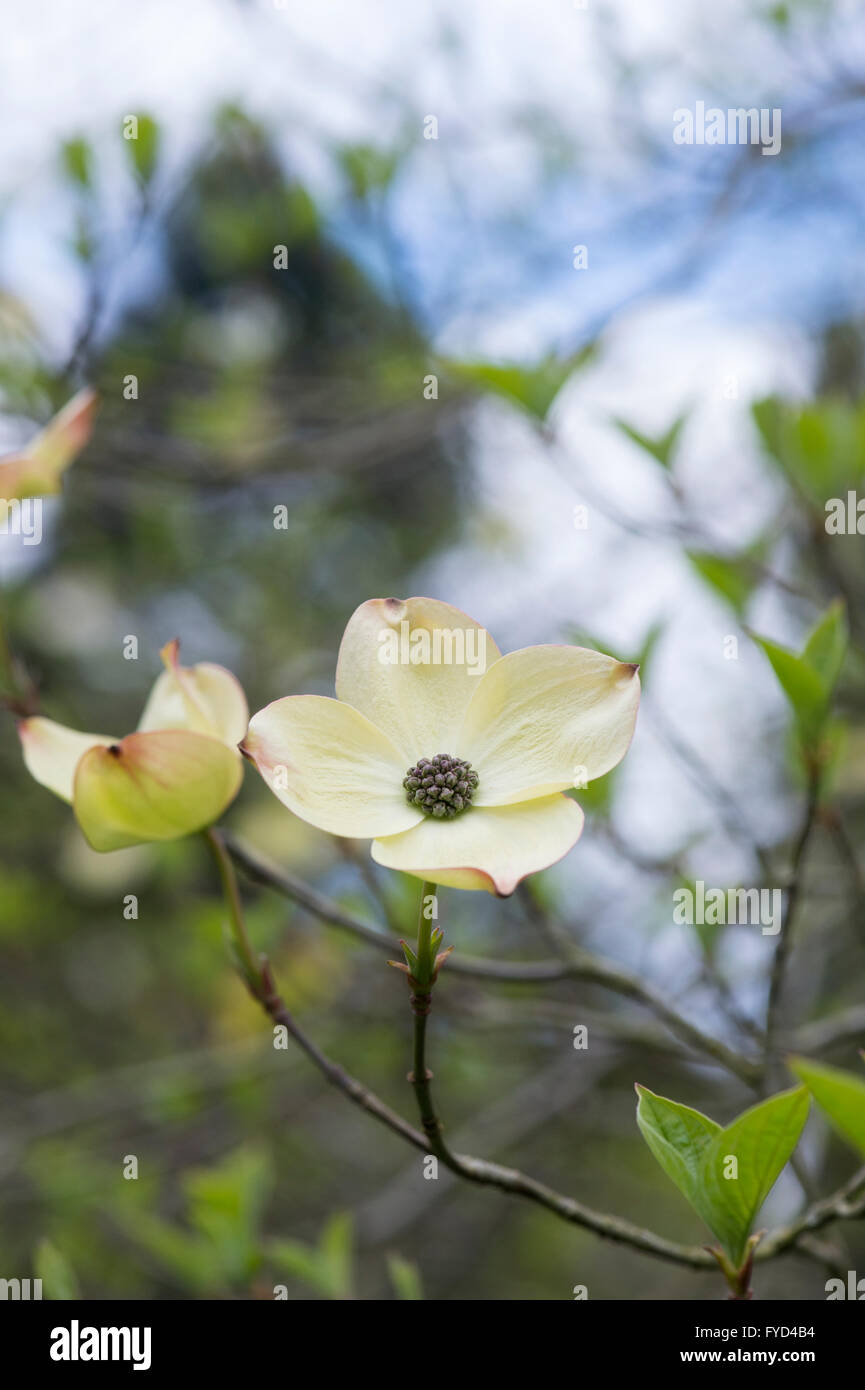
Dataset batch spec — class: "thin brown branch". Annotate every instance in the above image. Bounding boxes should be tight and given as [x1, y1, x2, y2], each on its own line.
[764, 774, 822, 1072]
[758, 1165, 865, 1260]
[255, 966, 718, 1269]
[208, 830, 865, 1278]
[223, 830, 762, 1084]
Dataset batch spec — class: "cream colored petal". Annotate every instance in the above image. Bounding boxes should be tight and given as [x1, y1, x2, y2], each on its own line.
[0, 388, 98, 500]
[242, 694, 424, 839]
[371, 794, 584, 896]
[73, 730, 243, 852]
[458, 645, 640, 806]
[137, 639, 249, 748]
[18, 716, 115, 803]
[334, 597, 501, 761]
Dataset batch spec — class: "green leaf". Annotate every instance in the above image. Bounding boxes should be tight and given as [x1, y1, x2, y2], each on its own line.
[60, 138, 92, 189]
[751, 600, 848, 748]
[615, 413, 687, 470]
[268, 1238, 333, 1297]
[319, 1212, 354, 1300]
[108, 1146, 272, 1294]
[386, 1252, 424, 1300]
[183, 1144, 272, 1283]
[636, 1084, 809, 1265]
[124, 114, 159, 185]
[338, 143, 401, 200]
[750, 636, 828, 746]
[636, 1086, 720, 1216]
[34, 1239, 80, 1300]
[752, 395, 865, 504]
[788, 1056, 865, 1156]
[268, 1212, 354, 1300]
[442, 346, 595, 424]
[674, 875, 720, 957]
[687, 551, 754, 617]
[111, 1205, 215, 1292]
[801, 599, 848, 695]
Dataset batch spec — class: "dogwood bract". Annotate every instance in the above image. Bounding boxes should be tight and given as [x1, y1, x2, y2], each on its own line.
[0, 388, 98, 500]
[18, 641, 247, 851]
[243, 598, 640, 895]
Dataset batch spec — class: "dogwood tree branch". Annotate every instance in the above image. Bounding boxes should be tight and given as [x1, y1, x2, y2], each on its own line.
[764, 771, 822, 1073]
[207, 829, 860, 1280]
[208, 834, 716, 1269]
[758, 1165, 865, 1259]
[223, 831, 761, 1083]
[794, 1004, 865, 1054]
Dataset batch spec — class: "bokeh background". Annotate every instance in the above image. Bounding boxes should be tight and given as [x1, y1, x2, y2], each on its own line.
[0, 0, 863, 1300]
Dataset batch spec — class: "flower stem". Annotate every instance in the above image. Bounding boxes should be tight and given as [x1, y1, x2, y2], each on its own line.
[405, 881, 459, 1163]
[202, 830, 859, 1273]
[416, 879, 434, 963]
[409, 882, 442, 1146]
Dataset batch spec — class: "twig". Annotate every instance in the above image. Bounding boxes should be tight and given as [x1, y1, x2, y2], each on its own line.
[223, 831, 761, 1083]
[208, 832, 716, 1269]
[793, 1004, 865, 1054]
[758, 1166, 865, 1259]
[764, 774, 821, 1074]
[204, 829, 427, 1155]
[205, 830, 864, 1277]
[827, 813, 865, 948]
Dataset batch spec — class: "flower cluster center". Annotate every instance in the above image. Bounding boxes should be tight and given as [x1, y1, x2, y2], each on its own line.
[403, 753, 479, 819]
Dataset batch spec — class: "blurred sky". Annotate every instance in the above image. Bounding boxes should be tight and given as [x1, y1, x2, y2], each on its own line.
[3, 0, 864, 354]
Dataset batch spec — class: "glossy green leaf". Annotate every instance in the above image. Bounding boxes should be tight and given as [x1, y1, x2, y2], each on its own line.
[636, 1085, 719, 1209]
[636, 1084, 809, 1265]
[788, 1056, 865, 1156]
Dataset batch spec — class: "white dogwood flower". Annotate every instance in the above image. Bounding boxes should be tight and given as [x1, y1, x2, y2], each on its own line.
[243, 598, 640, 896]
[19, 641, 247, 851]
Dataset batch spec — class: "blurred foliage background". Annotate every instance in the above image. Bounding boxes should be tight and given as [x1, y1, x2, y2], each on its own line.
[0, 0, 863, 1300]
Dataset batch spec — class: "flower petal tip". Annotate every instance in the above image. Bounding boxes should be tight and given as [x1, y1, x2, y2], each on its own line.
[159, 637, 181, 670]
